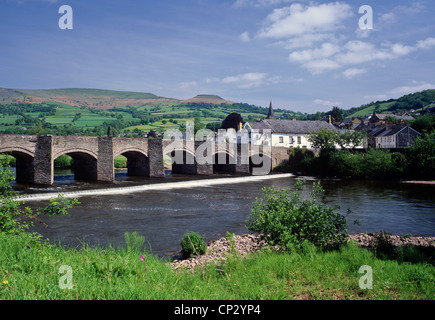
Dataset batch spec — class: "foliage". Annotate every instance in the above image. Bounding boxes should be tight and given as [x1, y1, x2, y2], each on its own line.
[322, 149, 407, 179]
[0, 160, 78, 235]
[1, 232, 433, 300]
[246, 180, 348, 252]
[410, 114, 435, 134]
[287, 147, 315, 173]
[334, 130, 366, 150]
[308, 128, 365, 151]
[54, 154, 73, 169]
[344, 89, 435, 118]
[405, 131, 435, 180]
[330, 106, 343, 122]
[180, 232, 207, 258]
[308, 127, 337, 149]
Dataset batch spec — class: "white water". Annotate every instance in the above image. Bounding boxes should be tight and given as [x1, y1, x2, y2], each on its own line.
[15, 173, 294, 202]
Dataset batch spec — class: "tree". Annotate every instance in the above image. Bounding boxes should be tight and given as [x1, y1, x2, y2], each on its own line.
[0, 159, 78, 235]
[406, 131, 435, 180]
[107, 126, 118, 137]
[335, 130, 366, 149]
[330, 106, 343, 122]
[308, 127, 337, 149]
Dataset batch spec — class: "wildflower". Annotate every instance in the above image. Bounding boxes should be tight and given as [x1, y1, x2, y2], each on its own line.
[2, 280, 8, 285]
[140, 255, 145, 262]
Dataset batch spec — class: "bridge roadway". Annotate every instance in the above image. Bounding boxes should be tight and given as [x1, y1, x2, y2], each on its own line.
[0, 134, 289, 185]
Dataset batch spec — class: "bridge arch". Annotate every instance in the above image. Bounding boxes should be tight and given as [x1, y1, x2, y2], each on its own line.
[164, 148, 197, 175]
[0, 149, 35, 184]
[249, 153, 272, 175]
[212, 151, 237, 174]
[53, 149, 98, 182]
[114, 149, 150, 177]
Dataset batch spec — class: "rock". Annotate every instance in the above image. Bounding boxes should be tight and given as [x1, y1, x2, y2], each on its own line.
[171, 233, 435, 270]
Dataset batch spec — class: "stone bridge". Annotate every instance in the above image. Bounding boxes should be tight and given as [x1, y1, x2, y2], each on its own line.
[0, 135, 289, 185]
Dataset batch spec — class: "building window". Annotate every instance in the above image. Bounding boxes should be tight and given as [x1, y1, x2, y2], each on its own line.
[297, 136, 301, 144]
[279, 136, 283, 143]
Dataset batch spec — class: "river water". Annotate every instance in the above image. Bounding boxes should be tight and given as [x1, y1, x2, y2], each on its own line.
[12, 169, 435, 257]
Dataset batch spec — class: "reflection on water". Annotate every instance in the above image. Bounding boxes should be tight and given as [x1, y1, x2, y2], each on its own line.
[9, 168, 435, 257]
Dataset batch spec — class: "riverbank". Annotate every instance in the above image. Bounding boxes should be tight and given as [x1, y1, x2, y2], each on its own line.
[1, 231, 433, 300]
[171, 233, 435, 270]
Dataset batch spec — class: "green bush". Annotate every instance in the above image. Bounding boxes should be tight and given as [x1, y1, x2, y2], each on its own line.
[288, 147, 315, 173]
[54, 154, 73, 169]
[406, 131, 435, 180]
[246, 180, 348, 252]
[114, 155, 127, 168]
[180, 232, 207, 258]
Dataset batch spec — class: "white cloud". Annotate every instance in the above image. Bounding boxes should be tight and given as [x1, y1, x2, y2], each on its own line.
[379, 12, 396, 24]
[289, 42, 340, 62]
[206, 72, 283, 89]
[342, 68, 366, 79]
[313, 98, 341, 107]
[239, 31, 251, 42]
[278, 33, 334, 49]
[178, 81, 197, 90]
[221, 72, 268, 88]
[290, 38, 433, 74]
[416, 37, 435, 50]
[304, 59, 340, 74]
[390, 80, 435, 96]
[258, 2, 353, 39]
[234, 0, 296, 8]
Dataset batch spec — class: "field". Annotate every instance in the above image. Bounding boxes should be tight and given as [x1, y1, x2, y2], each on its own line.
[0, 232, 433, 301]
[1, 87, 434, 135]
[348, 102, 397, 117]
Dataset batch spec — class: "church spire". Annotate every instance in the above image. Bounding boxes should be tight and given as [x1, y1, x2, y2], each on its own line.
[267, 101, 276, 119]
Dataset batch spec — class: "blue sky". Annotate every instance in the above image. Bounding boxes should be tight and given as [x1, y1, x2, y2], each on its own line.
[1, 0, 434, 113]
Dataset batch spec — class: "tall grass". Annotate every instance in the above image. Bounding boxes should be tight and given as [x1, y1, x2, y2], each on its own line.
[1, 232, 433, 300]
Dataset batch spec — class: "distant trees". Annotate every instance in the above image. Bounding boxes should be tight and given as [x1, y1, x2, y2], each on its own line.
[107, 126, 118, 137]
[330, 106, 343, 122]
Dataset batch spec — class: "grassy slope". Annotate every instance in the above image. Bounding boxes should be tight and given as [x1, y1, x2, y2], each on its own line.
[348, 102, 396, 117]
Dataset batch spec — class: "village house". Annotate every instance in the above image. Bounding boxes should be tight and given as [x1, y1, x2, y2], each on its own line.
[354, 111, 422, 149]
[243, 102, 339, 148]
[369, 111, 414, 126]
[373, 124, 421, 149]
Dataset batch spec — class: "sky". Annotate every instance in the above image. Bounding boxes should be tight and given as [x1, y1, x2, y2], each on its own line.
[1, 0, 434, 113]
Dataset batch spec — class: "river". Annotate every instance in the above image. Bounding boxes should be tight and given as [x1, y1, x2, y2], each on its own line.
[11, 169, 435, 257]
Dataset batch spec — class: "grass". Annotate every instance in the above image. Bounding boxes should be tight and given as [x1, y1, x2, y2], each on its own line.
[348, 101, 396, 118]
[0, 232, 433, 300]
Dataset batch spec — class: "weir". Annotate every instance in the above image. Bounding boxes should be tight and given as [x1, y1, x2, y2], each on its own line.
[14, 173, 294, 202]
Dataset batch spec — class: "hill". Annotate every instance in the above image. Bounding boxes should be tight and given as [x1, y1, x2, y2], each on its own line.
[180, 94, 233, 104]
[0, 88, 176, 110]
[0, 87, 434, 137]
[0, 88, 268, 136]
[344, 89, 435, 118]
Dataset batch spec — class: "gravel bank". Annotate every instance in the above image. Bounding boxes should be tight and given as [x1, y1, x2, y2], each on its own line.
[171, 233, 435, 270]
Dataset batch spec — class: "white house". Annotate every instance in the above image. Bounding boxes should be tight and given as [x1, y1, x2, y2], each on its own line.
[243, 119, 339, 149]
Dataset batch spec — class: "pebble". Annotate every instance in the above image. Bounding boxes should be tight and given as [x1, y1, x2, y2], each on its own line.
[171, 233, 435, 270]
